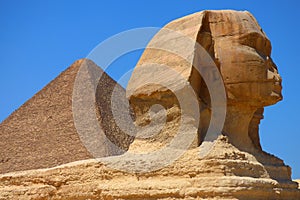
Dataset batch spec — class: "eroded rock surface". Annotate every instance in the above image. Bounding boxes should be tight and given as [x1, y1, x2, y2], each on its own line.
[0, 136, 299, 200]
[127, 10, 281, 152]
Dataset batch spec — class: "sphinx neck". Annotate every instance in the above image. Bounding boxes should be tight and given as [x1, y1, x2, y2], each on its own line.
[222, 105, 256, 151]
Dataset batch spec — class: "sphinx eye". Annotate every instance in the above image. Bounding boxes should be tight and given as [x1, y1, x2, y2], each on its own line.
[239, 32, 258, 48]
[239, 32, 270, 57]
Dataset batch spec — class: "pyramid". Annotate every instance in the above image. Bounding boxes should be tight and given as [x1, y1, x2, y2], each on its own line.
[0, 59, 133, 174]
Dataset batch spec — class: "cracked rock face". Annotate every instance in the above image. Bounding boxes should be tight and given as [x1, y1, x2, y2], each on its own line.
[0, 10, 299, 200]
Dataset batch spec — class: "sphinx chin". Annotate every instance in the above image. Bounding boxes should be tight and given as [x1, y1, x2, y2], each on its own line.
[270, 91, 283, 101]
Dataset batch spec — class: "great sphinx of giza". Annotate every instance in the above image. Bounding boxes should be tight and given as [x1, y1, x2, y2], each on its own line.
[0, 10, 299, 199]
[125, 9, 299, 198]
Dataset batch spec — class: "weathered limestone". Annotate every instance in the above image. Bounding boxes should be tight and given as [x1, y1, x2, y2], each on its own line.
[0, 139, 299, 199]
[127, 10, 281, 152]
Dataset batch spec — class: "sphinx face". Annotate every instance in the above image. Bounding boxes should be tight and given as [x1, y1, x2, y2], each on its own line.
[208, 11, 282, 106]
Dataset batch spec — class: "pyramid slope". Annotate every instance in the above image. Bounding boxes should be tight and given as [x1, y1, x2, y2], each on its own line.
[0, 59, 131, 174]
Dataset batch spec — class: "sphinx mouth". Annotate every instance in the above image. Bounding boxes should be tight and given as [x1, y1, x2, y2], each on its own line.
[273, 82, 282, 96]
[224, 80, 282, 97]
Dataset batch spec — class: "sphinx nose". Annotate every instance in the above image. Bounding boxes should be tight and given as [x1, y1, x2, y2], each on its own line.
[266, 56, 282, 82]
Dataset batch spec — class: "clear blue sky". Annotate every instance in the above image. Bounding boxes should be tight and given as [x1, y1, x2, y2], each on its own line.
[0, 1, 299, 178]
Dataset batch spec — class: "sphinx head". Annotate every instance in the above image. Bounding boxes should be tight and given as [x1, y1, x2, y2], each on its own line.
[127, 10, 282, 150]
[198, 10, 282, 108]
[196, 10, 283, 149]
